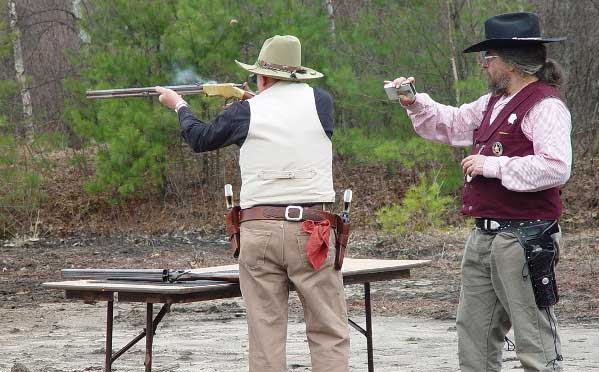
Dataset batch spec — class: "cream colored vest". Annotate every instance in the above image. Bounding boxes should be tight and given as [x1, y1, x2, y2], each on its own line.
[239, 81, 334, 208]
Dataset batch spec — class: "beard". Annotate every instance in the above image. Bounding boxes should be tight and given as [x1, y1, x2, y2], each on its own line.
[487, 70, 510, 96]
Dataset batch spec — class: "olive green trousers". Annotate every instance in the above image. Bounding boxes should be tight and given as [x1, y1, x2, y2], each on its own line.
[457, 228, 563, 372]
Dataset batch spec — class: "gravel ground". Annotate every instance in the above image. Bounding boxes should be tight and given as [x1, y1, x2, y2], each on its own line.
[1, 228, 598, 371]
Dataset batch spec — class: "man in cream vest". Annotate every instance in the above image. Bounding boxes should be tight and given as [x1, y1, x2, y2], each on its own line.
[156, 35, 349, 372]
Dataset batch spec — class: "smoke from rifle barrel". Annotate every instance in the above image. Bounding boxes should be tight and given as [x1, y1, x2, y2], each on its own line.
[173, 67, 217, 85]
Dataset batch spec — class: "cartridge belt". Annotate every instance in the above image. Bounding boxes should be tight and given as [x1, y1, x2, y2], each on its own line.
[475, 218, 558, 234]
[240, 205, 337, 228]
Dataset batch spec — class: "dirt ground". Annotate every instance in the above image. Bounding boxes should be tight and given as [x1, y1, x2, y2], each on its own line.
[1, 228, 598, 371]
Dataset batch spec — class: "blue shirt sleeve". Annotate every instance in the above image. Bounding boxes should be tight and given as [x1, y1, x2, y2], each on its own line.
[178, 100, 250, 152]
[314, 87, 334, 138]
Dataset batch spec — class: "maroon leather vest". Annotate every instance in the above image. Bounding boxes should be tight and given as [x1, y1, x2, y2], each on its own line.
[461, 81, 563, 219]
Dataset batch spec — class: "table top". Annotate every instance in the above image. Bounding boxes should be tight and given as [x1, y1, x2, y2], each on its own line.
[43, 258, 430, 296]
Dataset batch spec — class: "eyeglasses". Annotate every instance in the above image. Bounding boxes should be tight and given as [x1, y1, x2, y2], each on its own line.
[248, 73, 257, 84]
[480, 52, 499, 67]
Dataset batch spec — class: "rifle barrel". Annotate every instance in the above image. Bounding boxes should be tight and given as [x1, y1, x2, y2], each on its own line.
[106, 274, 239, 284]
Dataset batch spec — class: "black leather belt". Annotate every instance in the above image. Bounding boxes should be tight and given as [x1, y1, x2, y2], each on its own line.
[475, 218, 559, 234]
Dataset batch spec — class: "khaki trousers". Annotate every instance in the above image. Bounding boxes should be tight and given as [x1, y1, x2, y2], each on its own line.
[238, 219, 350, 372]
[457, 228, 562, 372]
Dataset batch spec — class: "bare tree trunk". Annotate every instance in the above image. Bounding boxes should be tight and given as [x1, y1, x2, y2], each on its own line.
[446, 0, 460, 105]
[72, 0, 89, 43]
[8, 0, 34, 142]
[324, 0, 336, 44]
[535, 0, 599, 156]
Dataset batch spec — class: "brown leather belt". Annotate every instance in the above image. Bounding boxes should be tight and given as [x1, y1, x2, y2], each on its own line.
[240, 205, 337, 227]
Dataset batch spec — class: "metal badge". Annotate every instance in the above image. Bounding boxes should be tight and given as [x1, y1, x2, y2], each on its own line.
[492, 142, 503, 156]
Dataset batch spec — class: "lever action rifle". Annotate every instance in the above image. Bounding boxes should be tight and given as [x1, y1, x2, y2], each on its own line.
[86, 83, 255, 101]
[61, 268, 239, 283]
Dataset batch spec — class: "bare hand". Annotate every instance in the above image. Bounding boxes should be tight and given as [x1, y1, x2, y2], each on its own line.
[461, 154, 487, 179]
[155, 86, 184, 110]
[384, 76, 416, 105]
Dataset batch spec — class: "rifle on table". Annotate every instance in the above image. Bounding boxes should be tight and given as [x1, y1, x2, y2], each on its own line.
[61, 268, 239, 284]
[86, 83, 255, 101]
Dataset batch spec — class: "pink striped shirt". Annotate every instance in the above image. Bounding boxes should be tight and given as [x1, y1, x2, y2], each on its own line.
[404, 91, 572, 192]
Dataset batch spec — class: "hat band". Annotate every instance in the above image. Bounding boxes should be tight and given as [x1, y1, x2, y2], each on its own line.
[257, 60, 307, 74]
[511, 37, 542, 40]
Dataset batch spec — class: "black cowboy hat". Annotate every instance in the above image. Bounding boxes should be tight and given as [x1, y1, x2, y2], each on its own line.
[463, 12, 566, 53]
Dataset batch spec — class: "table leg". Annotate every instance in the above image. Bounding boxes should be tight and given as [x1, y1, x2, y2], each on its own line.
[105, 300, 113, 372]
[145, 303, 153, 372]
[107, 303, 170, 368]
[364, 282, 374, 372]
[347, 283, 375, 372]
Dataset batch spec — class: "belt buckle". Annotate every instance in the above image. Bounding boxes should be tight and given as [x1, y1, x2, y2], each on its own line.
[285, 205, 303, 221]
[484, 219, 501, 231]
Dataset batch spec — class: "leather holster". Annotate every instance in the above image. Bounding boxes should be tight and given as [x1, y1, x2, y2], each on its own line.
[225, 206, 241, 258]
[334, 215, 351, 271]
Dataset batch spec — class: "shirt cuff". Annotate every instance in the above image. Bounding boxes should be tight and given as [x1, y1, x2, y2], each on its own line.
[174, 100, 189, 113]
[402, 93, 426, 114]
[483, 156, 502, 179]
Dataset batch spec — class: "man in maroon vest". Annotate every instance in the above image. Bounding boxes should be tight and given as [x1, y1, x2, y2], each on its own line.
[387, 12, 571, 372]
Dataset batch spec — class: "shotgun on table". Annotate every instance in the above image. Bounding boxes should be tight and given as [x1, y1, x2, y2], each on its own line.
[61, 268, 239, 283]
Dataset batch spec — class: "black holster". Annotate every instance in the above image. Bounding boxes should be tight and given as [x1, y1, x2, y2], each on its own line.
[511, 221, 560, 308]
[334, 215, 351, 271]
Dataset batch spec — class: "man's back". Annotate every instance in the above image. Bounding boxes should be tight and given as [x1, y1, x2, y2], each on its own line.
[240, 81, 334, 208]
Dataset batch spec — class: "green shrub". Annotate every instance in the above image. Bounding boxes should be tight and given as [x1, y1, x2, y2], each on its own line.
[376, 172, 453, 235]
[334, 127, 463, 194]
[0, 134, 47, 238]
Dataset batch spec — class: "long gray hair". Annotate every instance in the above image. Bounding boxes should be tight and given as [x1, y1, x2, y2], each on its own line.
[497, 45, 566, 88]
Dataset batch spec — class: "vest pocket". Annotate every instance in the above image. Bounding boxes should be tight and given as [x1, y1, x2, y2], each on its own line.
[239, 226, 272, 269]
[259, 168, 317, 180]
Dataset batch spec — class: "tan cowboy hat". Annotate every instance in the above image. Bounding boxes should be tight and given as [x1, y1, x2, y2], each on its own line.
[235, 35, 323, 81]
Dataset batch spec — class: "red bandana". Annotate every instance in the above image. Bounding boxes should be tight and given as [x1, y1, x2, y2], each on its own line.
[301, 219, 331, 270]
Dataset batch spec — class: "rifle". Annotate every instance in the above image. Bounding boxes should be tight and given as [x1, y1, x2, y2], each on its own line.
[61, 268, 239, 283]
[86, 83, 255, 101]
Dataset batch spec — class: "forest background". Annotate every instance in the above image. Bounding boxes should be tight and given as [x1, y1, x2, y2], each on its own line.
[0, 0, 597, 241]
